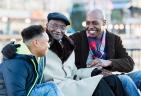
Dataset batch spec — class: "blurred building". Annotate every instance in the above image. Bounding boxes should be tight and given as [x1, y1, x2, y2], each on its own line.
[0, 0, 141, 67]
[0, 0, 72, 41]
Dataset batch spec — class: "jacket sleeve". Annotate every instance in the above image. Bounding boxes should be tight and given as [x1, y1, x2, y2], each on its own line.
[3, 60, 28, 96]
[74, 67, 98, 79]
[63, 51, 97, 79]
[106, 36, 135, 72]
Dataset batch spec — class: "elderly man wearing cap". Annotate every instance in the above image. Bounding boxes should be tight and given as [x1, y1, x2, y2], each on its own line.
[1, 12, 127, 96]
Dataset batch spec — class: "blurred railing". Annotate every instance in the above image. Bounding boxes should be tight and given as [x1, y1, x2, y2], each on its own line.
[127, 48, 141, 70]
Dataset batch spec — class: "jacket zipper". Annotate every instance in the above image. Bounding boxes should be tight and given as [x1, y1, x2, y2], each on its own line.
[27, 59, 39, 96]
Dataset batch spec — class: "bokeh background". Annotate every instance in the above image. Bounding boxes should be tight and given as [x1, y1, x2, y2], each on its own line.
[0, 0, 141, 70]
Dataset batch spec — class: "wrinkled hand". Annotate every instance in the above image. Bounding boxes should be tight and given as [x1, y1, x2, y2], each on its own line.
[88, 58, 112, 68]
[1, 41, 21, 59]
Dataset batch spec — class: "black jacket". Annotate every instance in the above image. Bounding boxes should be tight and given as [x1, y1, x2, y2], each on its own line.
[70, 30, 134, 72]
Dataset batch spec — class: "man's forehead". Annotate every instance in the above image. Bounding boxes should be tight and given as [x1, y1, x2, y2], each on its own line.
[86, 10, 104, 20]
[86, 16, 103, 21]
[49, 20, 66, 26]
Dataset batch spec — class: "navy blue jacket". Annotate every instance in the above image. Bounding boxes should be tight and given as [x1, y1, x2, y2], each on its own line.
[0, 54, 45, 96]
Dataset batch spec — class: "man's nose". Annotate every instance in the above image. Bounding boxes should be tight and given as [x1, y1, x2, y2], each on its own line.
[88, 25, 94, 30]
[87, 23, 94, 28]
[89, 23, 95, 28]
[56, 28, 62, 33]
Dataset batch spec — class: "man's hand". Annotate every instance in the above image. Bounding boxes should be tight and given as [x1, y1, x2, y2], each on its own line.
[101, 69, 112, 77]
[88, 58, 112, 68]
[1, 41, 21, 59]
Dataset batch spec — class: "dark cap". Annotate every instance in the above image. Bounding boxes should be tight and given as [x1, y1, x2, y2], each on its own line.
[47, 12, 70, 26]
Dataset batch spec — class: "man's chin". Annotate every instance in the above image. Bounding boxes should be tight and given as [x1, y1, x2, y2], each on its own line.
[88, 32, 96, 37]
[89, 34, 97, 37]
[53, 36, 62, 41]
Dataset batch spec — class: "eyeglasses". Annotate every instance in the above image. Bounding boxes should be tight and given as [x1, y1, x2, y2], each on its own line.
[48, 23, 66, 31]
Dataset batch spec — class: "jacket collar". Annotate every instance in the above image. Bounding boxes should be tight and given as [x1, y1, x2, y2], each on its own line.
[81, 30, 115, 60]
[16, 41, 32, 55]
[16, 42, 41, 62]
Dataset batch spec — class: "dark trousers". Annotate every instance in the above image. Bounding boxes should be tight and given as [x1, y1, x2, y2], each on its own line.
[92, 79, 115, 96]
[103, 75, 128, 96]
[93, 75, 128, 96]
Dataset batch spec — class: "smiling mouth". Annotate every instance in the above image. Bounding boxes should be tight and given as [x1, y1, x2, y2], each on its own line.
[89, 31, 96, 34]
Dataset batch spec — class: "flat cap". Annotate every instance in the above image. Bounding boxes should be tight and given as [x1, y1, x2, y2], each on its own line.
[47, 12, 70, 26]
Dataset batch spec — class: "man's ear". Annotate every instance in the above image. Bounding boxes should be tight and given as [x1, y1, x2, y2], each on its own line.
[32, 39, 39, 48]
[103, 20, 106, 26]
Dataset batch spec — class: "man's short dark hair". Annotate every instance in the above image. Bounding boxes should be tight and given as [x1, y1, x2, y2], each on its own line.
[21, 25, 44, 42]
